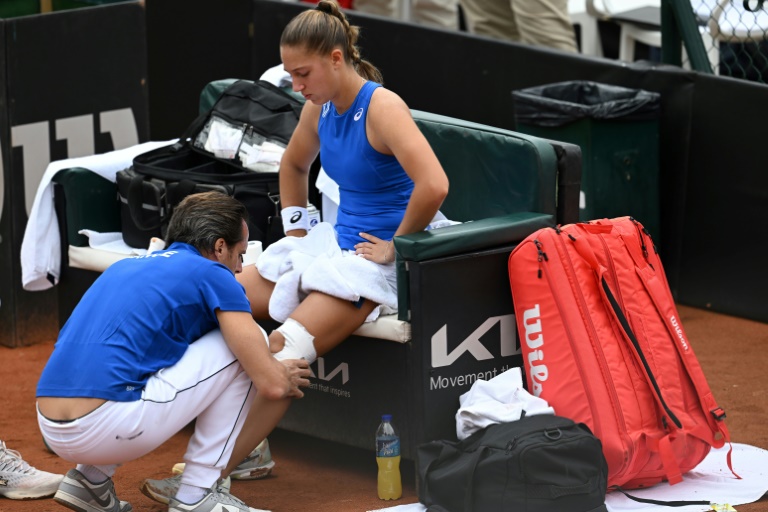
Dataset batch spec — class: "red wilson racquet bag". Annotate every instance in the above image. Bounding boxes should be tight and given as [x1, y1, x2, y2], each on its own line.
[507, 216, 737, 489]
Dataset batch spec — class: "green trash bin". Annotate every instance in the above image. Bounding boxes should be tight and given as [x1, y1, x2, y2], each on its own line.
[513, 81, 661, 242]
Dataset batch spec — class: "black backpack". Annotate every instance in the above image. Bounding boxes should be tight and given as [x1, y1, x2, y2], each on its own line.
[417, 414, 608, 512]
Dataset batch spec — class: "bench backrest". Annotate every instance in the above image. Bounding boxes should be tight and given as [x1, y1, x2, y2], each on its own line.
[199, 79, 559, 222]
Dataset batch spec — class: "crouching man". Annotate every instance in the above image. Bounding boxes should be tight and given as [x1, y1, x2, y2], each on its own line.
[36, 191, 310, 512]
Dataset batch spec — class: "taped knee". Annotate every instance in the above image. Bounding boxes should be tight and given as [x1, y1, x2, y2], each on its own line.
[274, 318, 317, 363]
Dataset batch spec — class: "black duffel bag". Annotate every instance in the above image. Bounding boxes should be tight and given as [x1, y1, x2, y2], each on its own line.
[118, 79, 303, 249]
[417, 414, 608, 512]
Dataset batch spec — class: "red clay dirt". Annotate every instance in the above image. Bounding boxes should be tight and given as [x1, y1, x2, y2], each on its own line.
[1, 304, 766, 512]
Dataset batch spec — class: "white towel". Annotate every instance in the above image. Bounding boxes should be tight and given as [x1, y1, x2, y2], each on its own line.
[20, 140, 176, 291]
[368, 444, 768, 512]
[455, 367, 555, 440]
[78, 229, 147, 256]
[256, 222, 397, 323]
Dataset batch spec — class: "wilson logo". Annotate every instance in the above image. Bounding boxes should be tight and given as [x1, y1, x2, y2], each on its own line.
[523, 304, 548, 397]
[670, 316, 690, 351]
[431, 315, 518, 368]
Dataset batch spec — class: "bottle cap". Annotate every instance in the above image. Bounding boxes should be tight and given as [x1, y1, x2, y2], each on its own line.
[382, 414, 392, 422]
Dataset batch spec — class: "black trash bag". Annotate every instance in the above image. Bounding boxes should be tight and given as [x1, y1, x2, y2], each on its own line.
[512, 81, 660, 127]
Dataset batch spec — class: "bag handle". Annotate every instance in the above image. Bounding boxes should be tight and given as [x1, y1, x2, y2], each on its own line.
[126, 174, 165, 231]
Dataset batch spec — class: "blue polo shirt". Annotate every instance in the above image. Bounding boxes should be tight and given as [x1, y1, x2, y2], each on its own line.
[36, 243, 251, 402]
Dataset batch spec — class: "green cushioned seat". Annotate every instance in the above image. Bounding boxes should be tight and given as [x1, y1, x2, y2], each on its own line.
[53, 167, 121, 248]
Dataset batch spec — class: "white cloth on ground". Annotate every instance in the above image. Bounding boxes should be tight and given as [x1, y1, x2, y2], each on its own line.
[21, 140, 176, 291]
[455, 367, 554, 440]
[256, 222, 397, 324]
[369, 443, 768, 512]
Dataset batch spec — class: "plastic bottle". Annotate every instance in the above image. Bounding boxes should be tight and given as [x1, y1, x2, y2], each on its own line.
[376, 414, 402, 500]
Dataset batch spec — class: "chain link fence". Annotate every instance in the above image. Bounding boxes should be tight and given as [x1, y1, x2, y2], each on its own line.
[687, 0, 768, 82]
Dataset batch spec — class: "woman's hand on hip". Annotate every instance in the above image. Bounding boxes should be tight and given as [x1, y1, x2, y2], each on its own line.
[355, 232, 394, 264]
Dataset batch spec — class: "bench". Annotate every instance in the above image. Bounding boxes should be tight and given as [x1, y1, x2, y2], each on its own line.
[53, 79, 582, 458]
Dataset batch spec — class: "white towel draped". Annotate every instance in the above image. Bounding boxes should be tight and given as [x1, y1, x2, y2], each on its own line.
[256, 222, 397, 323]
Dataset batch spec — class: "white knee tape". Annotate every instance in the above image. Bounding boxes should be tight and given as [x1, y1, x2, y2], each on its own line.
[274, 318, 317, 363]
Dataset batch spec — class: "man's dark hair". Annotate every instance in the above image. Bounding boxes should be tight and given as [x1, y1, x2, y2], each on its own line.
[165, 191, 249, 254]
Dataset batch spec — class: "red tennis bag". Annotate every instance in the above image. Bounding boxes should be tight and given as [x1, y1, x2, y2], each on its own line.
[507, 217, 736, 489]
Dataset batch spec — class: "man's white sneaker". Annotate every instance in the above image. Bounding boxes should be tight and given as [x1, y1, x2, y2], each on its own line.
[139, 473, 231, 505]
[172, 439, 275, 481]
[0, 441, 64, 500]
[168, 488, 271, 512]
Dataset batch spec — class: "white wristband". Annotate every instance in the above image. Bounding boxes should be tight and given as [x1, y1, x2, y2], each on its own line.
[281, 206, 309, 233]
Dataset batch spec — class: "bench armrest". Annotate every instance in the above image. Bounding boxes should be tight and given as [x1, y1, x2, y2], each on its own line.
[393, 211, 555, 321]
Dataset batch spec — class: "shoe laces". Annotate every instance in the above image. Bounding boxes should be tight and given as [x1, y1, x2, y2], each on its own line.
[0, 441, 35, 475]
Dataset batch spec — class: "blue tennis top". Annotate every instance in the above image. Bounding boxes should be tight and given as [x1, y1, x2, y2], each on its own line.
[318, 81, 414, 250]
[36, 243, 252, 402]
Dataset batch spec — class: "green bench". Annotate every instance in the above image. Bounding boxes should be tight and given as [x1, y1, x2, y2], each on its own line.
[53, 79, 581, 458]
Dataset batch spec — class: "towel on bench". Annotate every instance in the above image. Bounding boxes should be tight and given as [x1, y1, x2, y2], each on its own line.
[20, 140, 176, 291]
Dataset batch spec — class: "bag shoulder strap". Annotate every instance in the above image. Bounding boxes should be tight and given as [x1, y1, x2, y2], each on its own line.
[568, 221, 738, 483]
[610, 486, 710, 508]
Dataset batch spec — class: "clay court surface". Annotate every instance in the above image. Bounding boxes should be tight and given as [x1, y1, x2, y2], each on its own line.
[1, 304, 766, 512]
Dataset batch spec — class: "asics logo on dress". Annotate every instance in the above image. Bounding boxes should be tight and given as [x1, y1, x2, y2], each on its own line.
[290, 212, 303, 223]
[353, 108, 364, 121]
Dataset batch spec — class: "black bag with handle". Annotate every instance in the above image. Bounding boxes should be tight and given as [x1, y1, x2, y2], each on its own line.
[118, 79, 303, 249]
[417, 414, 609, 512]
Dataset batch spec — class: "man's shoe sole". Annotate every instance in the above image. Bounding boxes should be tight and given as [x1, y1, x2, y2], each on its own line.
[229, 460, 275, 480]
[0, 488, 58, 500]
[54, 490, 133, 512]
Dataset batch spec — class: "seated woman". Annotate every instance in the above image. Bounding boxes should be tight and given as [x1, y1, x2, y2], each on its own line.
[240, 0, 449, 363]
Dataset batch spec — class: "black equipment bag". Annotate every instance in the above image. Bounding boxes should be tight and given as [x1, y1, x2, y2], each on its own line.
[417, 414, 609, 512]
[119, 79, 303, 248]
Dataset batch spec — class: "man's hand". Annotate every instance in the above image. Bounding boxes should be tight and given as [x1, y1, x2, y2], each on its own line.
[280, 358, 311, 398]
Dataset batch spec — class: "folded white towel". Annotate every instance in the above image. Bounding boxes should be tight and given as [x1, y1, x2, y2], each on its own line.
[256, 222, 397, 323]
[455, 367, 555, 440]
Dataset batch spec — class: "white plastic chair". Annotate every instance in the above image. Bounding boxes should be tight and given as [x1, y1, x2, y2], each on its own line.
[587, 0, 663, 62]
[569, 0, 604, 56]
